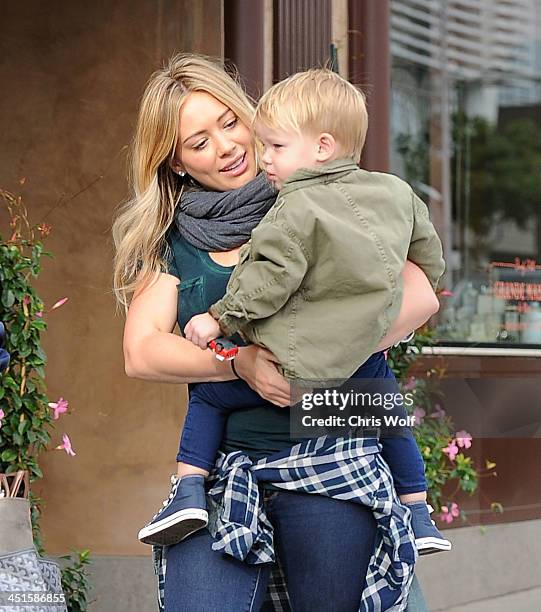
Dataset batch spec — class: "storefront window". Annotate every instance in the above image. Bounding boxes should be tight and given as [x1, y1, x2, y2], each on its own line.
[390, 0, 541, 346]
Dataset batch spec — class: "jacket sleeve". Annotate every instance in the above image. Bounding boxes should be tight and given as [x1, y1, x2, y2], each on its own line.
[408, 191, 446, 290]
[209, 220, 310, 336]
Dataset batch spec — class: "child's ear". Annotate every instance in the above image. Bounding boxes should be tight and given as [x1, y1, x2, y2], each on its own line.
[316, 133, 336, 162]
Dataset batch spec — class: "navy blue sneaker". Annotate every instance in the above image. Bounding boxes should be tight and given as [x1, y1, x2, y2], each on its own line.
[138, 474, 208, 546]
[407, 502, 452, 555]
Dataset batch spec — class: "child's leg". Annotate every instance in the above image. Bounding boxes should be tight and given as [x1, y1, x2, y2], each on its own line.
[381, 415, 451, 554]
[176, 379, 267, 476]
[350, 353, 450, 554]
[351, 354, 428, 500]
[380, 432, 427, 501]
[139, 380, 265, 546]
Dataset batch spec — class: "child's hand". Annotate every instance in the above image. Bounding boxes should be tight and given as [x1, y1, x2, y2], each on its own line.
[184, 313, 221, 350]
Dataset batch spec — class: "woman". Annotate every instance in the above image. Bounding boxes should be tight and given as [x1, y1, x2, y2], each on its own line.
[113, 53, 435, 611]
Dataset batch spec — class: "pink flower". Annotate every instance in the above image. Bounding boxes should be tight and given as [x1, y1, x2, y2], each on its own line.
[50, 297, 68, 311]
[0, 409, 4, 428]
[442, 440, 459, 461]
[439, 502, 460, 524]
[403, 376, 416, 391]
[36, 311, 43, 318]
[455, 430, 472, 449]
[413, 407, 425, 424]
[48, 397, 69, 420]
[430, 404, 446, 419]
[23, 296, 31, 305]
[56, 433, 76, 457]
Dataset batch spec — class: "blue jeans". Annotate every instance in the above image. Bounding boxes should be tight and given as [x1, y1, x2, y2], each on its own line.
[164, 488, 376, 611]
[164, 488, 428, 611]
[177, 353, 427, 495]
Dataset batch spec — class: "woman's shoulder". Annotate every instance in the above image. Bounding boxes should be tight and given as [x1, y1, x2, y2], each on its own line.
[162, 224, 198, 279]
[164, 223, 198, 255]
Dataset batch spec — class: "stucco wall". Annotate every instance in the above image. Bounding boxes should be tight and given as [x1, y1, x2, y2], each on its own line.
[0, 0, 222, 555]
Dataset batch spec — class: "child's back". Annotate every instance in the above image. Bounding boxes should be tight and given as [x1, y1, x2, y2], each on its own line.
[219, 159, 444, 382]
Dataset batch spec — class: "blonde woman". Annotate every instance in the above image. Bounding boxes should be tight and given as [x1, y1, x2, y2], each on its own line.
[113, 53, 435, 612]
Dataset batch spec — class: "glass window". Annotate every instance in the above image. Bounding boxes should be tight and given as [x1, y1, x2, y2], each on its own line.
[390, 0, 541, 346]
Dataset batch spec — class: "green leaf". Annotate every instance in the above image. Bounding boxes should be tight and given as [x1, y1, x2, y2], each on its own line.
[12, 433, 23, 446]
[18, 419, 29, 435]
[36, 430, 51, 445]
[1, 449, 18, 462]
[18, 345, 32, 358]
[2, 289, 15, 308]
[30, 465, 43, 479]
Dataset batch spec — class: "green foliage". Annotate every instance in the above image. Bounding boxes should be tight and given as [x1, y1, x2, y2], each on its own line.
[388, 329, 494, 520]
[0, 190, 52, 480]
[396, 113, 541, 238]
[1, 189, 91, 609]
[395, 132, 429, 191]
[59, 550, 92, 612]
[452, 113, 541, 234]
[386, 325, 434, 380]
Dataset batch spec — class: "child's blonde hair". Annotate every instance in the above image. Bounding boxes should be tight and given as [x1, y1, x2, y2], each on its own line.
[254, 68, 368, 163]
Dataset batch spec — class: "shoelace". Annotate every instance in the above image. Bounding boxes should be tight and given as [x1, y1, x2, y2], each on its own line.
[151, 475, 179, 520]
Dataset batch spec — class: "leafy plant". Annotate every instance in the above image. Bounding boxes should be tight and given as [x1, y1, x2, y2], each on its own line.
[452, 112, 541, 235]
[60, 550, 92, 612]
[0, 189, 53, 483]
[1, 188, 91, 609]
[388, 326, 498, 524]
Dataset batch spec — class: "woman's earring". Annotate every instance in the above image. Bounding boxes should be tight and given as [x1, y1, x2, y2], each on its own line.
[177, 170, 186, 177]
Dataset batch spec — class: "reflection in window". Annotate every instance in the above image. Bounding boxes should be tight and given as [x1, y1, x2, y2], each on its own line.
[391, 0, 541, 345]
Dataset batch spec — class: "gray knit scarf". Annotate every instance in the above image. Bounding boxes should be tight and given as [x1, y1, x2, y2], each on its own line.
[175, 173, 277, 251]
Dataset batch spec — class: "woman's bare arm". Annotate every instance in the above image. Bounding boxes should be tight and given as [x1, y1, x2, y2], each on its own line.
[123, 272, 291, 405]
[123, 262, 436, 400]
[376, 260, 440, 351]
[123, 273, 231, 383]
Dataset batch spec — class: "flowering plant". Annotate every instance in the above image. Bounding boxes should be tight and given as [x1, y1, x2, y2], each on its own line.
[1, 187, 89, 609]
[388, 325, 498, 525]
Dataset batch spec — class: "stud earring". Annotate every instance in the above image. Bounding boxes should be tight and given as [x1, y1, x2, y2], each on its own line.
[177, 170, 186, 177]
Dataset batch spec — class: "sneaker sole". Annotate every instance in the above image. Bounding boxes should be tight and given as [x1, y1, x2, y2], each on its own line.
[138, 509, 208, 546]
[416, 536, 452, 555]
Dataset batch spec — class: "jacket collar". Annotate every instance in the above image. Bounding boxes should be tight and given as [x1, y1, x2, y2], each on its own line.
[279, 158, 359, 195]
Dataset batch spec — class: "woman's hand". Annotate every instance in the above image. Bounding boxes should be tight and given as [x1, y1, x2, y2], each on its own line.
[376, 260, 440, 351]
[234, 345, 291, 407]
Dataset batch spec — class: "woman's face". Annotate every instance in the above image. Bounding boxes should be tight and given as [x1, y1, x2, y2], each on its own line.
[173, 91, 257, 192]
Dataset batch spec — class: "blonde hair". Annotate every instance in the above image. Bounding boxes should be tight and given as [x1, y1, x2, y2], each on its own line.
[254, 68, 368, 163]
[112, 53, 255, 308]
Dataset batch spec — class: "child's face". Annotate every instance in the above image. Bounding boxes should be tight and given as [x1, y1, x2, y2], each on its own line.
[255, 122, 321, 189]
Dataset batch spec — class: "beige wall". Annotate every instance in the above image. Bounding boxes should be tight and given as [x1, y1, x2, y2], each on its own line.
[0, 0, 222, 555]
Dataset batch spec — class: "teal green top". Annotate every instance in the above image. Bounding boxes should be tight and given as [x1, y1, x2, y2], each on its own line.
[164, 225, 302, 463]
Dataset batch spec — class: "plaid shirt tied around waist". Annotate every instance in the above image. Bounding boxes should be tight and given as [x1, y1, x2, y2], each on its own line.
[153, 436, 417, 611]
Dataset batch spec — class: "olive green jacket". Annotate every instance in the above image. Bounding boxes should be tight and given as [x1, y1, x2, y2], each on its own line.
[209, 159, 445, 382]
